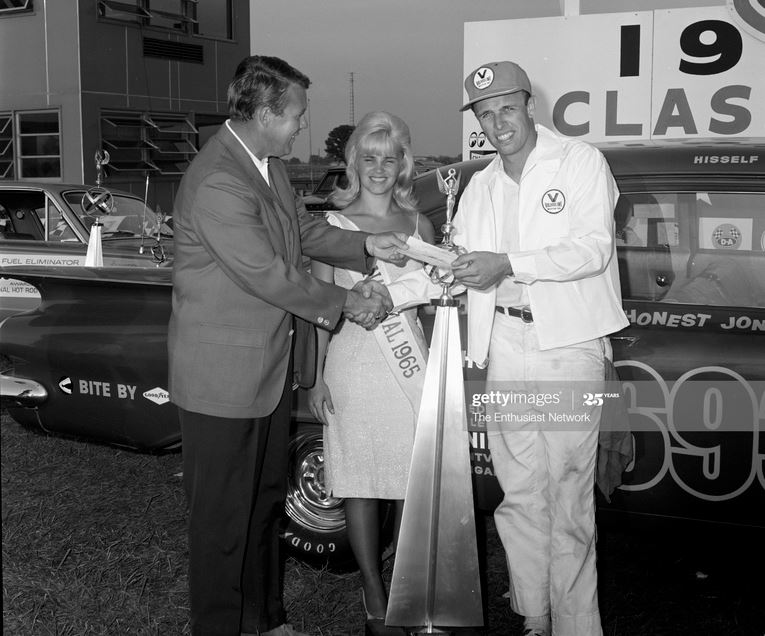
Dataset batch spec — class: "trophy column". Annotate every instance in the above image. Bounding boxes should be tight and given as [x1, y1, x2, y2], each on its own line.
[386, 170, 483, 633]
[83, 150, 113, 267]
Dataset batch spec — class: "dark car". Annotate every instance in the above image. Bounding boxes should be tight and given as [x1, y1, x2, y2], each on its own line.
[300, 167, 347, 214]
[423, 146, 765, 534]
[0, 181, 173, 320]
[1, 143, 763, 567]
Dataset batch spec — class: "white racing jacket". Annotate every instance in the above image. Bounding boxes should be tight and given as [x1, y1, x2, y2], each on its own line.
[389, 125, 628, 365]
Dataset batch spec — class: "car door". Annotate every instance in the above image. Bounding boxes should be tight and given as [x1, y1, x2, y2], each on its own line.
[608, 184, 765, 528]
[0, 185, 170, 321]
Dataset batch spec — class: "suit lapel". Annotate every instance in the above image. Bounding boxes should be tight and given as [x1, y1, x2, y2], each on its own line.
[218, 126, 280, 206]
[268, 160, 300, 263]
[217, 127, 299, 263]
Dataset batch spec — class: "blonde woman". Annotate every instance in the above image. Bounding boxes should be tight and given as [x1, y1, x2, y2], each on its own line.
[307, 111, 434, 635]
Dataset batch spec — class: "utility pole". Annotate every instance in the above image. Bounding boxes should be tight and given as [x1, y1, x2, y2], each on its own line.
[349, 72, 355, 125]
[307, 99, 314, 187]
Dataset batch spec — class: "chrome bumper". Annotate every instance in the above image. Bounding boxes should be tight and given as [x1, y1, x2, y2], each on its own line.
[1, 374, 48, 407]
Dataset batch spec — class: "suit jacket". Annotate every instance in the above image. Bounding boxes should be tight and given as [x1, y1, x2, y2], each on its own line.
[168, 124, 370, 418]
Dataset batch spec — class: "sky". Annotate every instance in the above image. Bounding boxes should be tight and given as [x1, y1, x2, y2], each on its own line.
[251, 0, 725, 161]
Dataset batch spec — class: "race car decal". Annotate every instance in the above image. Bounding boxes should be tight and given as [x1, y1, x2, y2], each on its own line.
[1, 254, 85, 267]
[624, 308, 765, 332]
[65, 377, 171, 403]
[692, 154, 760, 164]
[0, 278, 42, 298]
[77, 379, 137, 399]
[466, 362, 765, 502]
[699, 217, 753, 249]
[1, 254, 85, 298]
[614, 361, 764, 502]
[143, 387, 170, 405]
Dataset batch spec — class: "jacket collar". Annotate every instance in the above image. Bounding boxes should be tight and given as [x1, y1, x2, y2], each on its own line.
[216, 124, 280, 205]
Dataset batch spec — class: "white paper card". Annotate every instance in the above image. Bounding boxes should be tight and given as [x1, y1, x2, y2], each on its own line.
[405, 236, 458, 269]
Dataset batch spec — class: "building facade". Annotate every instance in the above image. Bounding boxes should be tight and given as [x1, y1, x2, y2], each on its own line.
[0, 0, 250, 213]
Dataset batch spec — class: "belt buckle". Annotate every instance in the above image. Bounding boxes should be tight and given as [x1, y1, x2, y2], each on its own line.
[520, 306, 533, 323]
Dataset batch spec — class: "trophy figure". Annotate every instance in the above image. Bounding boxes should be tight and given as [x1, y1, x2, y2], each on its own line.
[150, 205, 168, 266]
[426, 168, 464, 293]
[386, 168, 483, 633]
[82, 150, 114, 267]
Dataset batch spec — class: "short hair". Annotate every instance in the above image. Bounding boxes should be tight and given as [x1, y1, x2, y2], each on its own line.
[331, 111, 418, 214]
[227, 55, 310, 121]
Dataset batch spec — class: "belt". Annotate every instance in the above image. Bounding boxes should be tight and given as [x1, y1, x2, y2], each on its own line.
[495, 305, 534, 323]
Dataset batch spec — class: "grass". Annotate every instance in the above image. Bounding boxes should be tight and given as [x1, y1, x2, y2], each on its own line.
[2, 414, 189, 635]
[3, 410, 764, 635]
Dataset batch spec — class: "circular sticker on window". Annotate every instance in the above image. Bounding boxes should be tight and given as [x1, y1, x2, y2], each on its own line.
[711, 223, 742, 249]
[473, 67, 494, 90]
[541, 189, 566, 214]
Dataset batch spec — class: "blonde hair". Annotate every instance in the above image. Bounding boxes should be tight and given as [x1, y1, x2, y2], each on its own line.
[331, 111, 418, 213]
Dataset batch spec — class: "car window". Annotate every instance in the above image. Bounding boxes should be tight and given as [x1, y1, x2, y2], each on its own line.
[62, 192, 172, 239]
[36, 198, 79, 243]
[616, 191, 765, 309]
[0, 190, 45, 240]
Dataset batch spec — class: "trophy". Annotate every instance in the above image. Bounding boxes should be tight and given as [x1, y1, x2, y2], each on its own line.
[138, 175, 167, 266]
[386, 168, 483, 633]
[82, 150, 113, 267]
[427, 168, 464, 294]
[150, 205, 168, 266]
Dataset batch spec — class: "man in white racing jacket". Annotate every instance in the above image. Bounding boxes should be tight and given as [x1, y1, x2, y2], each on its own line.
[389, 61, 628, 636]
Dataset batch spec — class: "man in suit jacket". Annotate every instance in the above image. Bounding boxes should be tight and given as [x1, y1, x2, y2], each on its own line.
[168, 55, 406, 636]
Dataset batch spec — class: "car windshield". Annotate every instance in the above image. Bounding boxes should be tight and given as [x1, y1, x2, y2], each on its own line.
[313, 171, 347, 195]
[63, 191, 173, 239]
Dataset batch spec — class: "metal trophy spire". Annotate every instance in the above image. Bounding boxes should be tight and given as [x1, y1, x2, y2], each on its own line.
[386, 168, 483, 633]
[82, 150, 113, 267]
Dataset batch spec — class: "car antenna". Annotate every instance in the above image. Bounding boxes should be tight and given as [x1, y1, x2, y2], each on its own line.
[139, 173, 150, 254]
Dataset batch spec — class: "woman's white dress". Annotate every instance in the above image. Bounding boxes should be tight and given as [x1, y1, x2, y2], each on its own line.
[322, 211, 426, 499]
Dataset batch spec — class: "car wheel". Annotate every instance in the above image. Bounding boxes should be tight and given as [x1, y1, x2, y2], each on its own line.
[282, 421, 355, 569]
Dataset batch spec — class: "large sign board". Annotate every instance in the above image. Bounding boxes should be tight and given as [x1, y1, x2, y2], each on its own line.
[463, 6, 765, 158]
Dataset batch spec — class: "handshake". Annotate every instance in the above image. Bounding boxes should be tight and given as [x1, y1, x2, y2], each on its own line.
[339, 230, 409, 330]
[343, 278, 393, 330]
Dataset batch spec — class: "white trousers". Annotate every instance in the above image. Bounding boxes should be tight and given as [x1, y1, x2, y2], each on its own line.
[486, 314, 604, 636]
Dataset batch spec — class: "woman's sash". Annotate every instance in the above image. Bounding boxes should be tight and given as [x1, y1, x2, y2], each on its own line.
[328, 212, 429, 411]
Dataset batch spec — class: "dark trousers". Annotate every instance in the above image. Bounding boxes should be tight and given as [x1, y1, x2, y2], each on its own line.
[180, 375, 292, 636]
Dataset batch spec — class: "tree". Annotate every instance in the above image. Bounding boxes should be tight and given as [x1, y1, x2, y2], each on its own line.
[324, 124, 355, 163]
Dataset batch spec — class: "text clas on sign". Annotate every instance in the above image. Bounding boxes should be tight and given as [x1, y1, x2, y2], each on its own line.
[462, 6, 765, 154]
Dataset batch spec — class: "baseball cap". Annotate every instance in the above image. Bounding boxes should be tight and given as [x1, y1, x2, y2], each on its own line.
[460, 61, 531, 112]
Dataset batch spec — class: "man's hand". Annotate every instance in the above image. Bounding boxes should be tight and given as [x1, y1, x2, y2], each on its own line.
[365, 232, 409, 264]
[451, 251, 513, 290]
[343, 279, 393, 329]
